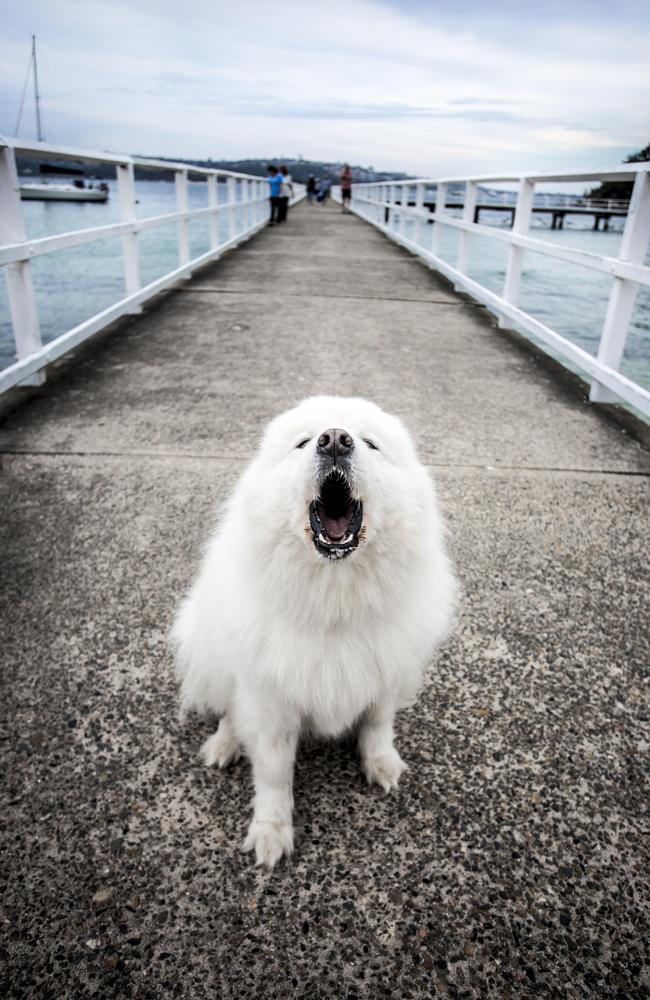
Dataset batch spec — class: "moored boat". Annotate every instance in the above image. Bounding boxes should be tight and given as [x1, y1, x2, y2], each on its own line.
[19, 181, 109, 202]
[14, 36, 110, 205]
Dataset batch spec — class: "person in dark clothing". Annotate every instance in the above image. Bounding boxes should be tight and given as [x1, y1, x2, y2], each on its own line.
[277, 165, 293, 223]
[267, 165, 282, 225]
[306, 174, 317, 205]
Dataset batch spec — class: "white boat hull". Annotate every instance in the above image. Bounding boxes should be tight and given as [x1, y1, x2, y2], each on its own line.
[20, 184, 109, 202]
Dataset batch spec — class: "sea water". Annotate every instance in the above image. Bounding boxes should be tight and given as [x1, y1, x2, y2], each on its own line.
[0, 179, 238, 368]
[397, 207, 650, 394]
[1, 180, 648, 395]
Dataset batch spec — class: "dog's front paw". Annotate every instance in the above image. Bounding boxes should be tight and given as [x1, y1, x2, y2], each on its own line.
[363, 749, 407, 793]
[242, 819, 294, 868]
[199, 729, 241, 769]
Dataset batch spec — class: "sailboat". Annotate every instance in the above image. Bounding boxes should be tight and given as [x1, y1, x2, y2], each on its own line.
[19, 178, 109, 202]
[16, 36, 109, 203]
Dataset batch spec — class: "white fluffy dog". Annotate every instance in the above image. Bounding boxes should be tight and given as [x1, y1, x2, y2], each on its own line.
[172, 396, 456, 867]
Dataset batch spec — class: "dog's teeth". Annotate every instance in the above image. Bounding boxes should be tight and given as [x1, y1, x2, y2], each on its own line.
[317, 530, 355, 547]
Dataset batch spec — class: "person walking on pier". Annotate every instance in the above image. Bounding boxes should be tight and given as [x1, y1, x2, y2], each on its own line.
[316, 178, 330, 203]
[278, 165, 293, 223]
[267, 165, 282, 225]
[340, 163, 352, 212]
[306, 174, 317, 205]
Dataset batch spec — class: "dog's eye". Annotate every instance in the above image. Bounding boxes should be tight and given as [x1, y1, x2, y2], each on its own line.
[295, 438, 311, 449]
[363, 439, 379, 451]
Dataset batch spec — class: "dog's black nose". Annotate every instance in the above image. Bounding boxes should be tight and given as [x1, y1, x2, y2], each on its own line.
[317, 428, 354, 461]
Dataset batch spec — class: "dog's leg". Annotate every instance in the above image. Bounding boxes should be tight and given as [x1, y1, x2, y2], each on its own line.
[359, 702, 407, 793]
[199, 714, 241, 768]
[240, 709, 299, 868]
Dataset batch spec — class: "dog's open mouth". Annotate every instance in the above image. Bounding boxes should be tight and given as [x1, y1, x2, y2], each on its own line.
[309, 471, 363, 560]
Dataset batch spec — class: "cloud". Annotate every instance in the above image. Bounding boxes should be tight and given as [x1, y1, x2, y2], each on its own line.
[225, 100, 519, 122]
[447, 98, 524, 107]
[0, 0, 648, 177]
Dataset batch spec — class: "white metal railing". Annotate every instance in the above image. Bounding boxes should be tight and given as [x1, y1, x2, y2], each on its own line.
[568, 197, 630, 211]
[0, 136, 304, 392]
[336, 164, 650, 418]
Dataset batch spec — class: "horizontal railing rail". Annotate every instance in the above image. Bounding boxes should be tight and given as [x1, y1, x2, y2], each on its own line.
[0, 136, 304, 392]
[380, 194, 631, 214]
[335, 164, 650, 418]
[569, 197, 630, 211]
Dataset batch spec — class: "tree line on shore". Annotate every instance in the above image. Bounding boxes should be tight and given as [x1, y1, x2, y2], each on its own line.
[588, 142, 649, 200]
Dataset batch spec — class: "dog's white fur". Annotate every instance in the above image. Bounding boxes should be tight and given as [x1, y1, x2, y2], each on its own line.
[172, 396, 456, 866]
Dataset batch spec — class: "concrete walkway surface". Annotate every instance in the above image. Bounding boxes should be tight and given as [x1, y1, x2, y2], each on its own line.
[1, 201, 649, 999]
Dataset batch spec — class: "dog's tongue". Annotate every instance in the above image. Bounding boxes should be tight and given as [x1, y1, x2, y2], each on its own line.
[323, 516, 349, 541]
[318, 503, 353, 542]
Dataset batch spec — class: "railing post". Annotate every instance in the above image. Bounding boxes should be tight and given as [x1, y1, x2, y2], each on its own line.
[398, 184, 408, 237]
[227, 176, 237, 240]
[457, 181, 478, 277]
[240, 179, 247, 231]
[251, 180, 257, 224]
[0, 144, 44, 385]
[590, 169, 650, 404]
[175, 169, 190, 267]
[432, 182, 448, 257]
[415, 182, 425, 246]
[249, 180, 256, 228]
[117, 161, 141, 310]
[255, 180, 262, 224]
[499, 177, 535, 326]
[243, 179, 252, 230]
[207, 173, 219, 250]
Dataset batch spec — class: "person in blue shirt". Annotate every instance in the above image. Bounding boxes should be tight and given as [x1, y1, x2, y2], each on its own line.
[316, 178, 330, 203]
[277, 165, 293, 223]
[267, 166, 283, 225]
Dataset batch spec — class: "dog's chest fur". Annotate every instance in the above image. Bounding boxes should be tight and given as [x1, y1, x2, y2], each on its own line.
[245, 605, 423, 737]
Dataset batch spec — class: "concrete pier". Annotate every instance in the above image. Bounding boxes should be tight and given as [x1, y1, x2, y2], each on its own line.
[1, 201, 649, 999]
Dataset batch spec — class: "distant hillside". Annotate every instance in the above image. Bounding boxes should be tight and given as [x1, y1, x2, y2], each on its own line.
[179, 158, 410, 184]
[17, 153, 410, 184]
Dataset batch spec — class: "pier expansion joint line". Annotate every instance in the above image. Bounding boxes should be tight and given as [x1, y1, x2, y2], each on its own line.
[1, 448, 648, 480]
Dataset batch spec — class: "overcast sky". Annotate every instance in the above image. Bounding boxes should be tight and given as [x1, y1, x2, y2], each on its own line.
[1, 0, 649, 177]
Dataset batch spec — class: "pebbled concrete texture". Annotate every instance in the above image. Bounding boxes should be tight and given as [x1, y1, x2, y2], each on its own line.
[1, 201, 649, 999]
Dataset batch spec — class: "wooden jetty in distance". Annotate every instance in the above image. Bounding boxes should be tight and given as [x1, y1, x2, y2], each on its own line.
[396, 197, 629, 230]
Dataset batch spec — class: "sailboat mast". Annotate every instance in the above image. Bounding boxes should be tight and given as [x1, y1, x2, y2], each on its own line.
[32, 35, 44, 142]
